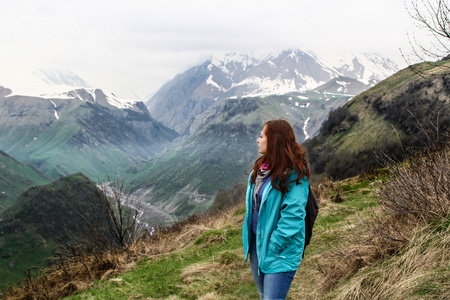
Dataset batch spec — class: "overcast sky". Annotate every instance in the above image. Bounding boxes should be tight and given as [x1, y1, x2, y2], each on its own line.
[0, 0, 429, 99]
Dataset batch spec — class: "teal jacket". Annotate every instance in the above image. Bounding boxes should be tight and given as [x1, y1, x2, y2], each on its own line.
[242, 171, 309, 274]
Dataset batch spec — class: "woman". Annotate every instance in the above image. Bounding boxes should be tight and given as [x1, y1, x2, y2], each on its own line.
[242, 119, 311, 299]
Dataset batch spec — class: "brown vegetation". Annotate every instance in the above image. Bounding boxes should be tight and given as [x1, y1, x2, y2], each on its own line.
[1, 208, 242, 300]
[315, 138, 450, 298]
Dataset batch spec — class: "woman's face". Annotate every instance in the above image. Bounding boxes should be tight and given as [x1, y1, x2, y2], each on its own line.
[257, 126, 268, 154]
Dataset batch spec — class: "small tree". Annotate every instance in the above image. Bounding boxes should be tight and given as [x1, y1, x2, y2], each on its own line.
[95, 176, 143, 249]
[403, 0, 450, 74]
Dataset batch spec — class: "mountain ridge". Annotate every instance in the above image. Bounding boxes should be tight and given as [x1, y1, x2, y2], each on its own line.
[146, 49, 400, 134]
[0, 87, 178, 180]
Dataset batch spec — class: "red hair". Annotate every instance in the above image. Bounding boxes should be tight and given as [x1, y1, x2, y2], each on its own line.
[251, 119, 311, 193]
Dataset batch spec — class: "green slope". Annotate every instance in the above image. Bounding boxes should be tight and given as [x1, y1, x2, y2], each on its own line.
[305, 60, 450, 180]
[0, 173, 105, 288]
[0, 150, 51, 212]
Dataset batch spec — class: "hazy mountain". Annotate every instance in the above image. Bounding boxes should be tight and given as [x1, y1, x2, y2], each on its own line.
[146, 50, 400, 134]
[0, 87, 178, 179]
[33, 69, 92, 89]
[0, 150, 51, 212]
[304, 60, 450, 180]
[1, 69, 92, 99]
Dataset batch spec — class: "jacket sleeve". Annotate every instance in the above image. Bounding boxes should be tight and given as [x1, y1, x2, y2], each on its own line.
[269, 177, 309, 254]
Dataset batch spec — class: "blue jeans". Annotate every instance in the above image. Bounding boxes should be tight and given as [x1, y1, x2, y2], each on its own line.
[250, 232, 296, 300]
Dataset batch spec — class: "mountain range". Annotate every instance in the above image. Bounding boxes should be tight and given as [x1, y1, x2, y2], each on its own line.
[146, 49, 400, 134]
[127, 59, 449, 222]
[0, 87, 178, 180]
[0, 49, 402, 220]
[127, 90, 354, 219]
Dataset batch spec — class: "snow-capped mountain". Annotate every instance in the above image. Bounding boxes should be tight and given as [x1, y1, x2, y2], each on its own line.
[44, 88, 139, 110]
[0, 85, 178, 180]
[309, 51, 400, 85]
[146, 49, 400, 134]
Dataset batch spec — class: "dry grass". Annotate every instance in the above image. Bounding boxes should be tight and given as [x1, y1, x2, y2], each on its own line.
[333, 219, 450, 300]
[1, 207, 241, 300]
[314, 140, 450, 298]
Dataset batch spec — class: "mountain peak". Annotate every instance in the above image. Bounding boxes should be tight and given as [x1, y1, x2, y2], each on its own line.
[147, 49, 401, 134]
[209, 52, 261, 74]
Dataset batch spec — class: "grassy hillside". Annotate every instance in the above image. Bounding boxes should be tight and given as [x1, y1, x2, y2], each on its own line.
[62, 176, 383, 300]
[0, 150, 51, 212]
[0, 173, 107, 289]
[4, 141, 448, 299]
[305, 60, 450, 180]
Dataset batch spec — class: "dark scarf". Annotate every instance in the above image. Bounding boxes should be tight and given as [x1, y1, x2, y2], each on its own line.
[253, 162, 271, 210]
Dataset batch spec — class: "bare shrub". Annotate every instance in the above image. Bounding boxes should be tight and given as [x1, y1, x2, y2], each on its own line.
[310, 177, 337, 203]
[377, 146, 450, 222]
[95, 177, 144, 250]
[316, 137, 450, 292]
[207, 183, 246, 214]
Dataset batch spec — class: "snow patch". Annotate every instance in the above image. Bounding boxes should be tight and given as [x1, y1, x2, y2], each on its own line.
[102, 90, 138, 109]
[234, 74, 320, 97]
[46, 88, 138, 109]
[337, 86, 349, 93]
[303, 117, 311, 140]
[206, 74, 222, 91]
[48, 99, 59, 120]
[210, 52, 261, 76]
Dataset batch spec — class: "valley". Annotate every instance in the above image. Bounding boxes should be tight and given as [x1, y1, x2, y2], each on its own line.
[2, 48, 426, 290]
[127, 91, 355, 220]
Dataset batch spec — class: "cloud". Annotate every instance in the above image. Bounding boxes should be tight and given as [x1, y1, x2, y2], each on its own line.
[0, 0, 426, 99]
